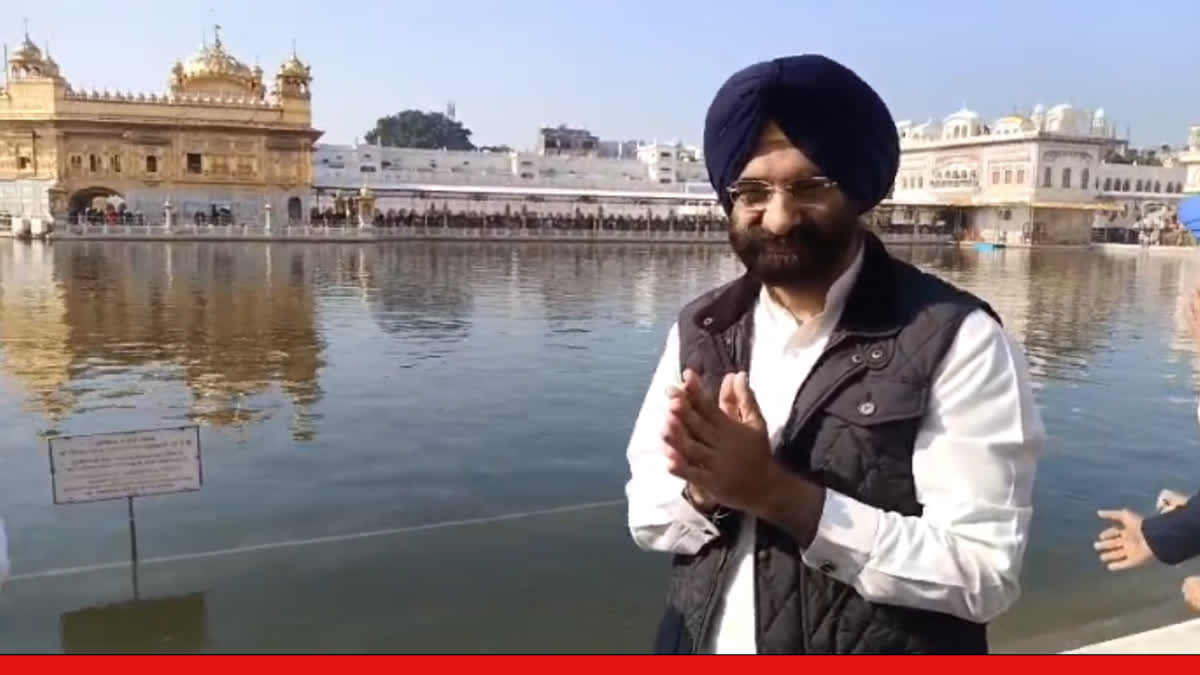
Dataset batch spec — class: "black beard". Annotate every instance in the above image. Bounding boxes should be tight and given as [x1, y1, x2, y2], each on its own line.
[728, 217, 859, 287]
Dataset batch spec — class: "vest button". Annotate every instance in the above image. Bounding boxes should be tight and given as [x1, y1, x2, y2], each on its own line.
[701, 316, 714, 327]
[869, 348, 884, 360]
[857, 401, 876, 416]
[850, 353, 863, 364]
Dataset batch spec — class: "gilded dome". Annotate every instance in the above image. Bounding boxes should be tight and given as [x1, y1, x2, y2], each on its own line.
[169, 28, 265, 99]
[11, 36, 43, 63]
[278, 54, 311, 80]
[181, 41, 253, 82]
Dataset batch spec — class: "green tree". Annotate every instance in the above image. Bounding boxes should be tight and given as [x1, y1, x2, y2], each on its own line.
[363, 110, 476, 150]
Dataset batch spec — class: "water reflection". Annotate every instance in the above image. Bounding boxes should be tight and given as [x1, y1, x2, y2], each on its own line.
[355, 245, 475, 356]
[0, 242, 325, 439]
[5, 240, 1200, 652]
[903, 247, 1151, 384]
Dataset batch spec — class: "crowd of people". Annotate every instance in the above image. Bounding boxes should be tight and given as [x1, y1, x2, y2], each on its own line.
[309, 206, 733, 233]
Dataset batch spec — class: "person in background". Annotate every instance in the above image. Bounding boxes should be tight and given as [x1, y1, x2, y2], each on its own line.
[1095, 288, 1200, 612]
[623, 54, 1044, 654]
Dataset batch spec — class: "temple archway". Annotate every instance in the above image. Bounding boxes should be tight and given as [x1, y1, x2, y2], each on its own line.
[69, 186, 124, 215]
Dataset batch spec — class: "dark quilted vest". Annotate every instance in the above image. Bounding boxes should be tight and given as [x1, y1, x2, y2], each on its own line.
[652, 232, 1000, 654]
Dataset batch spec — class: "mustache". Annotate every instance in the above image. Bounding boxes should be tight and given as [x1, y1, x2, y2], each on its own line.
[734, 224, 832, 250]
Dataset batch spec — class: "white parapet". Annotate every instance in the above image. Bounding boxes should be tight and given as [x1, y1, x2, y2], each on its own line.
[1066, 618, 1200, 654]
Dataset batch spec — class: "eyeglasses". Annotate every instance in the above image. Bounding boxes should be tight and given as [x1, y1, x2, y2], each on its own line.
[725, 177, 839, 210]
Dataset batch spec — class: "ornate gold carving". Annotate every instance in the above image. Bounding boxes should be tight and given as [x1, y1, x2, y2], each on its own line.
[1, 24, 319, 197]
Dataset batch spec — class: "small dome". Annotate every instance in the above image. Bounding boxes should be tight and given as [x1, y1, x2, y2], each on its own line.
[993, 114, 1035, 134]
[944, 106, 980, 121]
[278, 54, 311, 81]
[11, 36, 43, 63]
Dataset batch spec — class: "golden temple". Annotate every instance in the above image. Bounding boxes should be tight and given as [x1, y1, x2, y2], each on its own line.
[0, 25, 321, 224]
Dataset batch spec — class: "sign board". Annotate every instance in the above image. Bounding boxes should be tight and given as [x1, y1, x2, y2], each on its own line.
[48, 426, 202, 505]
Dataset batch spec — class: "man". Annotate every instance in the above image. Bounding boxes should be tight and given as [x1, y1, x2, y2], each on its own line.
[623, 54, 1044, 654]
[1094, 289, 1200, 612]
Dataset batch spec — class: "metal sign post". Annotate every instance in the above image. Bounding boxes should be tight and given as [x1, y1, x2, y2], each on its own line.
[127, 495, 139, 599]
[48, 425, 203, 600]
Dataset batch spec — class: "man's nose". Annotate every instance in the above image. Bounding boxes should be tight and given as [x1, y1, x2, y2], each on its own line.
[761, 192, 800, 236]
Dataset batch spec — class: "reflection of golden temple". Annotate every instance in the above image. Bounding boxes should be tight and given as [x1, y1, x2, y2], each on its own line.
[0, 24, 321, 225]
[0, 242, 324, 439]
[0, 244, 76, 422]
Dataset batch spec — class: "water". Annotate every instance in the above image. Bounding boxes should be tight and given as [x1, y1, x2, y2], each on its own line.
[1, 239, 1199, 653]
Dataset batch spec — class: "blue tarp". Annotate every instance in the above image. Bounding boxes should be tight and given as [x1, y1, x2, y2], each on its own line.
[1180, 196, 1200, 237]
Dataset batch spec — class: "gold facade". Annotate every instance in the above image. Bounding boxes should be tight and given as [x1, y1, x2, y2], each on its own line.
[0, 27, 321, 220]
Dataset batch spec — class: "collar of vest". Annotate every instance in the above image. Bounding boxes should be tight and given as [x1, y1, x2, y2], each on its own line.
[689, 230, 902, 340]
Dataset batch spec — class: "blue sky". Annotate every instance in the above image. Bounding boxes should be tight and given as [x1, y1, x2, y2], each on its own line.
[10, 0, 1196, 149]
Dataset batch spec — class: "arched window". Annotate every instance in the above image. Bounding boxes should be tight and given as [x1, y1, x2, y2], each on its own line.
[1136, 180, 1144, 192]
[1103, 177, 1112, 191]
[1122, 179, 1131, 191]
[1155, 180, 1162, 192]
[146, 155, 158, 173]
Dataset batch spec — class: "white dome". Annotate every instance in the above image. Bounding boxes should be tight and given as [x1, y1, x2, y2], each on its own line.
[944, 106, 980, 122]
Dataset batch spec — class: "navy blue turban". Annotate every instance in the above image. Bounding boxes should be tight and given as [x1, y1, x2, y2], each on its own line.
[703, 54, 900, 214]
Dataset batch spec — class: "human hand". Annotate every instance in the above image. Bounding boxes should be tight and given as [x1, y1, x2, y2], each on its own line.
[1183, 577, 1200, 611]
[662, 370, 775, 515]
[1157, 489, 1189, 514]
[1095, 509, 1154, 571]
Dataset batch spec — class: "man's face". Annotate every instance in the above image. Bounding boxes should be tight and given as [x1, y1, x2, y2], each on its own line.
[726, 122, 860, 287]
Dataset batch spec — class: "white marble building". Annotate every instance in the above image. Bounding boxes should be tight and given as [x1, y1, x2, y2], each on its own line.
[1173, 126, 1200, 194]
[313, 141, 708, 194]
[891, 103, 1186, 244]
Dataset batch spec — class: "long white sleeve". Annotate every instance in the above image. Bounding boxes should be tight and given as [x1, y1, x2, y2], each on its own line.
[624, 322, 721, 554]
[800, 309, 1044, 623]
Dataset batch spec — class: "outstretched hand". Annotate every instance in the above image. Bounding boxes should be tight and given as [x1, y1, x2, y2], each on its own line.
[1095, 508, 1154, 571]
[662, 369, 775, 515]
